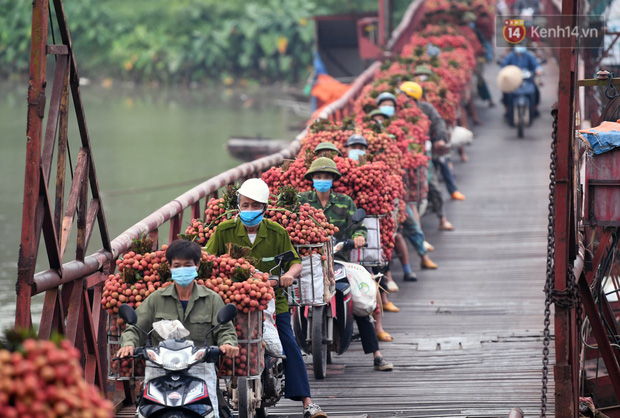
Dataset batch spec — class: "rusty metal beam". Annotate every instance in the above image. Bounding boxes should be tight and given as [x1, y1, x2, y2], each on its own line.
[41, 54, 68, 182]
[76, 155, 89, 261]
[51, 0, 111, 252]
[16, 0, 50, 330]
[38, 289, 65, 340]
[553, 0, 578, 415]
[54, 63, 69, 243]
[579, 273, 620, 401]
[64, 278, 83, 344]
[60, 148, 88, 257]
[46, 44, 68, 55]
[39, 168, 62, 271]
[168, 213, 183, 244]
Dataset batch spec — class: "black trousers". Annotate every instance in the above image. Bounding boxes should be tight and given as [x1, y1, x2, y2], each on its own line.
[355, 314, 380, 354]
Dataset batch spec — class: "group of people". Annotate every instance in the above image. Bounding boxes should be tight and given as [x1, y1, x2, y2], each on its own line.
[115, 74, 478, 417]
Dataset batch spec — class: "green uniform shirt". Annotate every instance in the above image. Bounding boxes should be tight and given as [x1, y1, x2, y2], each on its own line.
[298, 190, 368, 261]
[119, 283, 237, 349]
[205, 218, 301, 314]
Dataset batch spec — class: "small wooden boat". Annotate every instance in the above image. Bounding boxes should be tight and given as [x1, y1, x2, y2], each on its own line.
[226, 136, 291, 161]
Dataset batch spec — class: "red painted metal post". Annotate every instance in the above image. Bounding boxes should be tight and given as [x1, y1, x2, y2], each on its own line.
[16, 0, 49, 329]
[554, 0, 578, 415]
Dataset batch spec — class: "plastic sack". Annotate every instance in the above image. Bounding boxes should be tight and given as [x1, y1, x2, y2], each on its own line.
[263, 299, 283, 357]
[339, 261, 377, 316]
[152, 320, 190, 340]
[298, 254, 325, 304]
[349, 217, 384, 265]
[449, 126, 474, 148]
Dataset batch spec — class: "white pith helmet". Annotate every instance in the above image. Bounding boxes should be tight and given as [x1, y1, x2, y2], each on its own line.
[237, 178, 270, 204]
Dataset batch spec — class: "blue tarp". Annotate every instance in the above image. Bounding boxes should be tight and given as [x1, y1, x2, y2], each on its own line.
[579, 121, 620, 155]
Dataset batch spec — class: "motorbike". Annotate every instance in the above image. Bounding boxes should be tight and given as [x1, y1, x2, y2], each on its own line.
[115, 302, 238, 418]
[506, 68, 537, 138]
[291, 208, 366, 379]
[223, 250, 294, 418]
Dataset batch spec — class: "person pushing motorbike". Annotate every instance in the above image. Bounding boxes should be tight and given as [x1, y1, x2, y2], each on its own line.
[205, 178, 327, 418]
[298, 157, 394, 370]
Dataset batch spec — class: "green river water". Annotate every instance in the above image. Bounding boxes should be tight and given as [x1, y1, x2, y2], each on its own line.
[0, 80, 307, 330]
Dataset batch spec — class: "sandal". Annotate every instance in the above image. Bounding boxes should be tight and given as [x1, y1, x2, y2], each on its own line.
[376, 331, 394, 342]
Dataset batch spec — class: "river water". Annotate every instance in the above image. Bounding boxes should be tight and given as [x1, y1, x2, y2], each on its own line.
[0, 80, 307, 331]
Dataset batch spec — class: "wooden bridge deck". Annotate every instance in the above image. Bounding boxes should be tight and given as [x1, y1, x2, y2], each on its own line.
[267, 64, 559, 417]
[116, 64, 559, 417]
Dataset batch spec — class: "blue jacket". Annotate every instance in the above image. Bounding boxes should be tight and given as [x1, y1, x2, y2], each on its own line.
[502, 51, 541, 73]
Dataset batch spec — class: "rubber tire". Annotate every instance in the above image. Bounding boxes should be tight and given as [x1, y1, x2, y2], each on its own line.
[517, 105, 524, 138]
[327, 349, 333, 365]
[312, 306, 328, 379]
[237, 378, 255, 418]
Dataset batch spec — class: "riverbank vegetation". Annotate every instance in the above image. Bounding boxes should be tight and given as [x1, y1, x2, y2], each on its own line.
[1, 0, 410, 85]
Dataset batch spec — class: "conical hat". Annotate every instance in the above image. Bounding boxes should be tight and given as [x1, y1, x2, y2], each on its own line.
[496, 65, 524, 93]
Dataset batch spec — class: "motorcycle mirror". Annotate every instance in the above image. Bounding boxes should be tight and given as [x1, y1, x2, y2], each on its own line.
[119, 304, 138, 325]
[217, 304, 238, 325]
[352, 208, 366, 224]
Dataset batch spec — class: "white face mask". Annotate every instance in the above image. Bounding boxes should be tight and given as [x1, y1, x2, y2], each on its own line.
[348, 149, 366, 161]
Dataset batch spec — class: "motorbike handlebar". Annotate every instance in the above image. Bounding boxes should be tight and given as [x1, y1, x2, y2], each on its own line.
[335, 239, 368, 253]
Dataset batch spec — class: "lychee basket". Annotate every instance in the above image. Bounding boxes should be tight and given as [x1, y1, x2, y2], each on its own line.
[107, 313, 145, 381]
[220, 310, 265, 379]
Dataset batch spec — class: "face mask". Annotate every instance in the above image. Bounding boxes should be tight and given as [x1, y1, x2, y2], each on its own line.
[239, 210, 264, 227]
[171, 266, 198, 287]
[514, 46, 527, 54]
[469, 22, 475, 29]
[379, 106, 395, 117]
[348, 149, 366, 161]
[313, 179, 332, 193]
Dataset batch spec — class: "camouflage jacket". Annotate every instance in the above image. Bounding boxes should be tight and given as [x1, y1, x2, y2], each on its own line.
[418, 100, 448, 144]
[298, 190, 368, 243]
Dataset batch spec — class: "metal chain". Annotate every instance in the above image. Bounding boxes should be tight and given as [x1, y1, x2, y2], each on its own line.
[541, 107, 559, 417]
[541, 108, 584, 417]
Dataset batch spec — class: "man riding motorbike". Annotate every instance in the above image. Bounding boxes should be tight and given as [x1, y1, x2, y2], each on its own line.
[298, 157, 394, 370]
[117, 240, 240, 417]
[205, 178, 327, 418]
[501, 45, 543, 119]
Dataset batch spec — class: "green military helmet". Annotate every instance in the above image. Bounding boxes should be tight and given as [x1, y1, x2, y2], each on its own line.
[463, 11, 476, 23]
[314, 142, 342, 156]
[414, 64, 433, 76]
[369, 108, 390, 119]
[304, 157, 342, 181]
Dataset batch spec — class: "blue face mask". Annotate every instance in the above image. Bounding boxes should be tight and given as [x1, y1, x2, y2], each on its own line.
[348, 149, 366, 161]
[469, 22, 475, 29]
[313, 179, 332, 193]
[239, 210, 264, 227]
[514, 46, 527, 54]
[171, 266, 198, 287]
[379, 105, 395, 117]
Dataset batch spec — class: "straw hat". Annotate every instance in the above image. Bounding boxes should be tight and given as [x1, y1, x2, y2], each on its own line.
[496, 65, 523, 93]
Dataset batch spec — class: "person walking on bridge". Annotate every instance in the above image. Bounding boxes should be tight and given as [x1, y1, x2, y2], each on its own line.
[205, 178, 327, 418]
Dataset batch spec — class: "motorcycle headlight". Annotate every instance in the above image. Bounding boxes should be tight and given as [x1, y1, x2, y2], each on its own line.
[161, 350, 190, 370]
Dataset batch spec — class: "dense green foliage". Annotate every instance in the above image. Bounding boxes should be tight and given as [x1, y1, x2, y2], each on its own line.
[1, 0, 409, 84]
